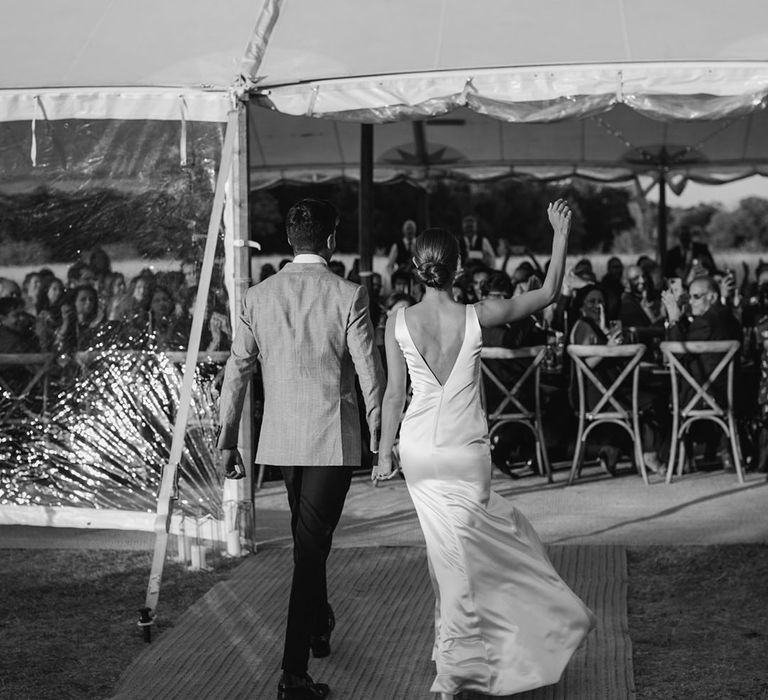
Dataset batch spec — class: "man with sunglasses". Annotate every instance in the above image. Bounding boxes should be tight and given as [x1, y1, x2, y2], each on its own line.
[661, 276, 742, 470]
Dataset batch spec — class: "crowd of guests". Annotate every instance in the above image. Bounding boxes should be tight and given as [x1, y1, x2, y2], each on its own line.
[5, 221, 768, 476]
[0, 248, 232, 393]
[277, 219, 768, 477]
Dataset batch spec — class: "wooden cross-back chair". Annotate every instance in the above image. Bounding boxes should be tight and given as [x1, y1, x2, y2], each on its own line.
[566, 343, 648, 485]
[659, 340, 744, 484]
[480, 345, 551, 482]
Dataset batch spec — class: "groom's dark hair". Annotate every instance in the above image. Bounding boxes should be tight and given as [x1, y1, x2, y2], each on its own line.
[286, 199, 339, 253]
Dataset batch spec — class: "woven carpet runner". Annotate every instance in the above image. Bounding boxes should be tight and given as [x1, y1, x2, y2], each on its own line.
[112, 545, 634, 699]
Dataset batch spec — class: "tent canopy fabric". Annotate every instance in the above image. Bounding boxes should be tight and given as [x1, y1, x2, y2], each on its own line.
[247, 102, 768, 189]
[0, 0, 261, 122]
[249, 0, 768, 120]
[1, 0, 768, 187]
[242, 0, 768, 188]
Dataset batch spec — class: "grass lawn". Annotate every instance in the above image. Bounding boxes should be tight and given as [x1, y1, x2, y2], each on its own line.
[628, 545, 768, 700]
[1, 545, 767, 699]
[0, 550, 241, 700]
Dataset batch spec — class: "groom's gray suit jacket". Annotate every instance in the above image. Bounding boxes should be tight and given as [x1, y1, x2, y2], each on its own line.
[217, 261, 384, 466]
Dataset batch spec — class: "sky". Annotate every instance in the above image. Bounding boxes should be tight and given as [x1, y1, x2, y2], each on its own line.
[647, 175, 768, 210]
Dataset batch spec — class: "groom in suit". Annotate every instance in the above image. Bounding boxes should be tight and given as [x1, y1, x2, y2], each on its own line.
[218, 199, 384, 700]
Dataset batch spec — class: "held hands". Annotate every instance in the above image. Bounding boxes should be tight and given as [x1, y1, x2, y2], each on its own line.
[371, 448, 400, 486]
[547, 199, 572, 240]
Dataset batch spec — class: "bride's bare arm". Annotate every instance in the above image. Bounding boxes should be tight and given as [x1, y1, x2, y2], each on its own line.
[475, 199, 571, 327]
[375, 312, 408, 478]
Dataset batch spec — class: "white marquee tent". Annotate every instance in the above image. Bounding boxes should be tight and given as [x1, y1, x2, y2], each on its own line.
[2, 0, 768, 614]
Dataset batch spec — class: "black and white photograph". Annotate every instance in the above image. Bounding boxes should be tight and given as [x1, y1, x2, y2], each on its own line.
[1, 1, 767, 698]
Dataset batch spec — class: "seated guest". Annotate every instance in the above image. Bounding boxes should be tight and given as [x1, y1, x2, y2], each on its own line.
[390, 268, 414, 297]
[601, 256, 624, 322]
[328, 260, 346, 278]
[66, 261, 97, 289]
[147, 286, 190, 351]
[573, 258, 596, 282]
[478, 272, 515, 347]
[620, 265, 663, 341]
[510, 260, 536, 286]
[0, 296, 39, 354]
[570, 284, 664, 474]
[0, 296, 41, 395]
[113, 273, 155, 332]
[259, 263, 277, 282]
[451, 272, 472, 304]
[661, 275, 742, 470]
[104, 272, 128, 321]
[470, 266, 493, 304]
[55, 285, 107, 353]
[89, 247, 112, 294]
[21, 272, 43, 318]
[665, 225, 716, 279]
[0, 278, 22, 299]
[45, 277, 66, 308]
[550, 266, 593, 337]
[35, 279, 67, 352]
[346, 258, 361, 284]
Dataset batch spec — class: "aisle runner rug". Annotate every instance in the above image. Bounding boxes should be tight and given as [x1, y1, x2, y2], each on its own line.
[112, 545, 634, 700]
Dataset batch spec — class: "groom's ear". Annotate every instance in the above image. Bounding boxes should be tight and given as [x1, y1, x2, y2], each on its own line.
[326, 231, 336, 253]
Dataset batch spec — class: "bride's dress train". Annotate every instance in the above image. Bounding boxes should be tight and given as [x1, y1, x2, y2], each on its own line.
[395, 305, 595, 696]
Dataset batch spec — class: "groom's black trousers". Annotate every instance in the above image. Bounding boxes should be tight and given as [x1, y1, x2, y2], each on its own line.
[280, 465, 353, 674]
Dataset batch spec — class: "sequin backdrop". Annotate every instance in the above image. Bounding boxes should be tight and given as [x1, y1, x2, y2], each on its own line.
[0, 118, 228, 517]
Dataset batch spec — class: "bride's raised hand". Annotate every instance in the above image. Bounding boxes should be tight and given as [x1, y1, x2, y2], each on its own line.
[547, 199, 572, 240]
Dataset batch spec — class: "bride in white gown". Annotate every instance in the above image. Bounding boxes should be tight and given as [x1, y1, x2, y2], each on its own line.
[374, 201, 595, 699]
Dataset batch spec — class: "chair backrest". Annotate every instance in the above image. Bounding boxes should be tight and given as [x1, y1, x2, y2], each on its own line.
[480, 345, 546, 420]
[659, 340, 739, 417]
[566, 343, 645, 420]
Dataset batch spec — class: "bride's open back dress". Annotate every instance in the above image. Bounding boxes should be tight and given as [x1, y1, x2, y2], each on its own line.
[395, 304, 595, 696]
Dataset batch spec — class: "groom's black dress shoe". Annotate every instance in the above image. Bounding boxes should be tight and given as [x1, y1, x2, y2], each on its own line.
[310, 604, 335, 658]
[277, 672, 330, 699]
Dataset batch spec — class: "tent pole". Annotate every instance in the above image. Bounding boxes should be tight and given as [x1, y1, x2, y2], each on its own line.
[657, 170, 668, 270]
[224, 97, 254, 549]
[142, 111, 237, 633]
[359, 123, 374, 294]
[418, 186, 431, 230]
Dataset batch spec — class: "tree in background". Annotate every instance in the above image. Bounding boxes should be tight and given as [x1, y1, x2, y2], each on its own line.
[707, 197, 768, 251]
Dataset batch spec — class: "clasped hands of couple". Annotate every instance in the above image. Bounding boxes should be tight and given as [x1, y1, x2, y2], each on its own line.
[369, 428, 399, 485]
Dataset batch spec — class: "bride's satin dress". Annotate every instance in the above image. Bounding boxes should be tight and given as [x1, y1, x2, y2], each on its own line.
[395, 305, 595, 696]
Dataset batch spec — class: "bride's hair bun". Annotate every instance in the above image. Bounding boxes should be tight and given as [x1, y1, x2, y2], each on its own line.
[413, 228, 460, 289]
[415, 261, 452, 288]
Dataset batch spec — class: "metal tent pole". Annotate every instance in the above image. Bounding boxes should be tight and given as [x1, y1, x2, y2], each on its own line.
[141, 110, 237, 638]
[358, 123, 374, 294]
[658, 169, 668, 270]
[223, 98, 254, 550]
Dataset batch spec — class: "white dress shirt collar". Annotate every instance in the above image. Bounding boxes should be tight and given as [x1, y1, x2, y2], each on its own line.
[292, 253, 328, 265]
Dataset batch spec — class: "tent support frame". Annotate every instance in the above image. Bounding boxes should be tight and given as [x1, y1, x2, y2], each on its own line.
[142, 109, 237, 634]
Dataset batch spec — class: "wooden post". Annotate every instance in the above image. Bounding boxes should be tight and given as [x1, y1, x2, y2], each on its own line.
[359, 124, 374, 294]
